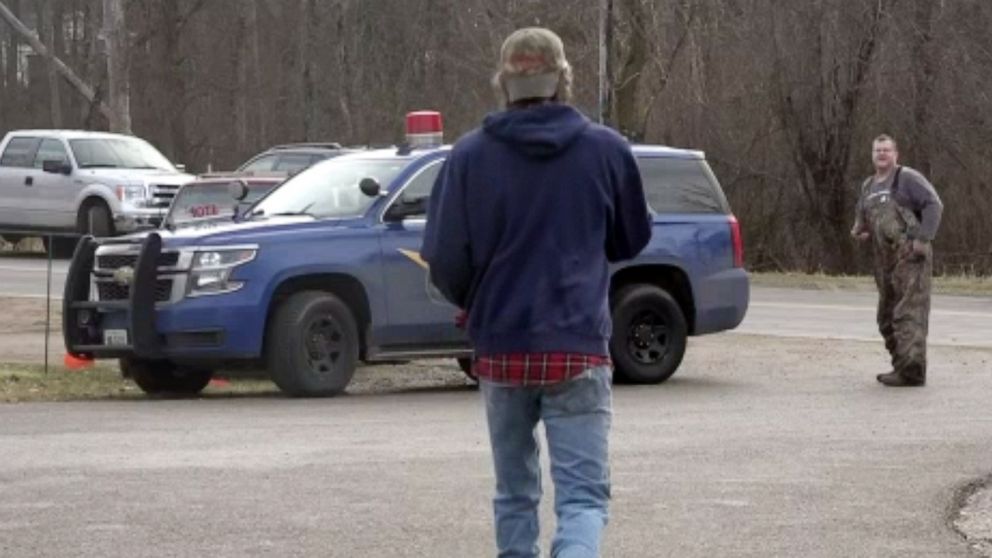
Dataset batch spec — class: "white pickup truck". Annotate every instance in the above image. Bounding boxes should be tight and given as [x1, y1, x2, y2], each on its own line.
[0, 130, 194, 256]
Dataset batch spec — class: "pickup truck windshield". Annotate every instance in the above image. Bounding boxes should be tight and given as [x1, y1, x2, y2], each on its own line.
[249, 158, 407, 219]
[70, 138, 176, 171]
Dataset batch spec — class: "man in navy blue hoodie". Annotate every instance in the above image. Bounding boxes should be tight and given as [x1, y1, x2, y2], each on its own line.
[422, 27, 651, 558]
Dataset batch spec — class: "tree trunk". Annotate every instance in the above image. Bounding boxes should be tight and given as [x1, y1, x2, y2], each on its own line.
[235, 0, 249, 154]
[249, 0, 264, 148]
[160, 0, 186, 164]
[300, 0, 318, 141]
[81, 0, 105, 129]
[599, 0, 614, 125]
[42, 0, 63, 127]
[3, 0, 16, 91]
[334, 7, 354, 140]
[910, 0, 937, 176]
[102, 0, 130, 133]
[612, 0, 649, 141]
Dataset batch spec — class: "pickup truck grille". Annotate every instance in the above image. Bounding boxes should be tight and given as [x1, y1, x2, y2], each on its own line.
[96, 278, 174, 302]
[150, 184, 181, 209]
[96, 252, 180, 270]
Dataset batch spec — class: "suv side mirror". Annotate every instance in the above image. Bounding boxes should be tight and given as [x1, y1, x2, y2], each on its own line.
[359, 177, 381, 198]
[228, 179, 250, 201]
[175, 163, 187, 172]
[42, 160, 72, 175]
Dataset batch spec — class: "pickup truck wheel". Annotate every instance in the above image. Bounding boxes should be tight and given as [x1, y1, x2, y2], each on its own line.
[610, 284, 688, 384]
[121, 358, 213, 396]
[267, 291, 358, 397]
[457, 357, 478, 383]
[79, 201, 115, 238]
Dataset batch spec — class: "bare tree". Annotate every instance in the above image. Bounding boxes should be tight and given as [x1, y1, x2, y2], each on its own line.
[41, 0, 63, 127]
[2, 0, 16, 94]
[159, 0, 187, 162]
[0, 0, 112, 121]
[908, 0, 938, 176]
[0, 0, 988, 274]
[102, 0, 129, 132]
[299, 0, 318, 141]
[610, 0, 649, 140]
[771, 0, 896, 272]
[609, 0, 693, 141]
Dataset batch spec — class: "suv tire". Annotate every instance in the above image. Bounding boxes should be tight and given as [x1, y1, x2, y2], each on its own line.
[121, 358, 213, 396]
[610, 284, 688, 384]
[456, 357, 478, 383]
[266, 291, 358, 397]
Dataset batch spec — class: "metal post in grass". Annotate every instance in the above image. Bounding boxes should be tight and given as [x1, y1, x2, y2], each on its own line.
[44, 234, 53, 374]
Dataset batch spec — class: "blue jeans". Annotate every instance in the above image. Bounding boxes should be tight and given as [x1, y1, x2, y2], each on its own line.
[480, 366, 613, 558]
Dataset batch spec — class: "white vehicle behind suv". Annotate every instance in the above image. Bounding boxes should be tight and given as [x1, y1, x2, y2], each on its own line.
[0, 130, 193, 256]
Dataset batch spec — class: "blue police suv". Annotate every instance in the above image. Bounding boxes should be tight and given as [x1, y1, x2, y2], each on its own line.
[63, 112, 749, 397]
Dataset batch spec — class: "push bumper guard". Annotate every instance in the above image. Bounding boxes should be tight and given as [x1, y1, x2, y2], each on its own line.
[63, 233, 164, 359]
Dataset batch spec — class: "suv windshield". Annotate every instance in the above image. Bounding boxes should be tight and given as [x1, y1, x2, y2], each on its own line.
[249, 158, 407, 219]
[70, 138, 176, 171]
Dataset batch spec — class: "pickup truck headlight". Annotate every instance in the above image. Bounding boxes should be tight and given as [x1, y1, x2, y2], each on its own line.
[187, 248, 257, 297]
[116, 184, 149, 206]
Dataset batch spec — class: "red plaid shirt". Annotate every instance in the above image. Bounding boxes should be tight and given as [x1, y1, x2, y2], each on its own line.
[472, 352, 612, 386]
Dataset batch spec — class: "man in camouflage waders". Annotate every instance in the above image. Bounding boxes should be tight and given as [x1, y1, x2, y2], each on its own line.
[851, 135, 943, 387]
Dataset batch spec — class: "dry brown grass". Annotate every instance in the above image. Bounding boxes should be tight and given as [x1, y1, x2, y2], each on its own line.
[751, 272, 992, 296]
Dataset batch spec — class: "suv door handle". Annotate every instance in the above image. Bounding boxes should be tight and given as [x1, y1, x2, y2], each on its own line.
[24, 176, 33, 186]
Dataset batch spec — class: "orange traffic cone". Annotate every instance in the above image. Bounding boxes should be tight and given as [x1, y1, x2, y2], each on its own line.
[63, 353, 94, 371]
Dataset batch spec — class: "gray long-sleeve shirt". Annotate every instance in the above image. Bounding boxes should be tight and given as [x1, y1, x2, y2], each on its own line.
[853, 166, 944, 241]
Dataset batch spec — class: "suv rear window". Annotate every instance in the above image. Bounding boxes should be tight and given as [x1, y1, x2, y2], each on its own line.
[166, 181, 276, 227]
[636, 156, 729, 214]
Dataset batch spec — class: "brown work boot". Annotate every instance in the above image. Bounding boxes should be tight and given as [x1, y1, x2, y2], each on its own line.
[876, 371, 925, 387]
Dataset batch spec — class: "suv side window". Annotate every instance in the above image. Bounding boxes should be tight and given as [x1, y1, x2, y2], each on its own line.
[0, 137, 42, 168]
[636, 157, 730, 214]
[33, 138, 70, 168]
[391, 161, 442, 217]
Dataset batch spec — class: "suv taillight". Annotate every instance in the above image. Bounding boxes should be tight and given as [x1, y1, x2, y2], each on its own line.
[729, 215, 744, 268]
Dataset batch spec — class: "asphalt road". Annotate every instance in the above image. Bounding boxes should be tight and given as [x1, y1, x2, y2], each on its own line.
[2, 335, 991, 557]
[0, 256, 68, 299]
[746, 287, 992, 348]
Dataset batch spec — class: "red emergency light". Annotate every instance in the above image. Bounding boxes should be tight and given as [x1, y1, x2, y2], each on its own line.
[406, 110, 443, 149]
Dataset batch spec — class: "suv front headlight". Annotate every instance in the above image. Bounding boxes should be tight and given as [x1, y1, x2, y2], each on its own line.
[187, 248, 257, 297]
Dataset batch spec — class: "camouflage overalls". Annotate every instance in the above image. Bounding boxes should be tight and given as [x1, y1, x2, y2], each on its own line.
[860, 170, 932, 383]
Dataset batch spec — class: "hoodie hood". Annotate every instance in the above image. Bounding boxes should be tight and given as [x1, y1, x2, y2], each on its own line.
[482, 104, 590, 158]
